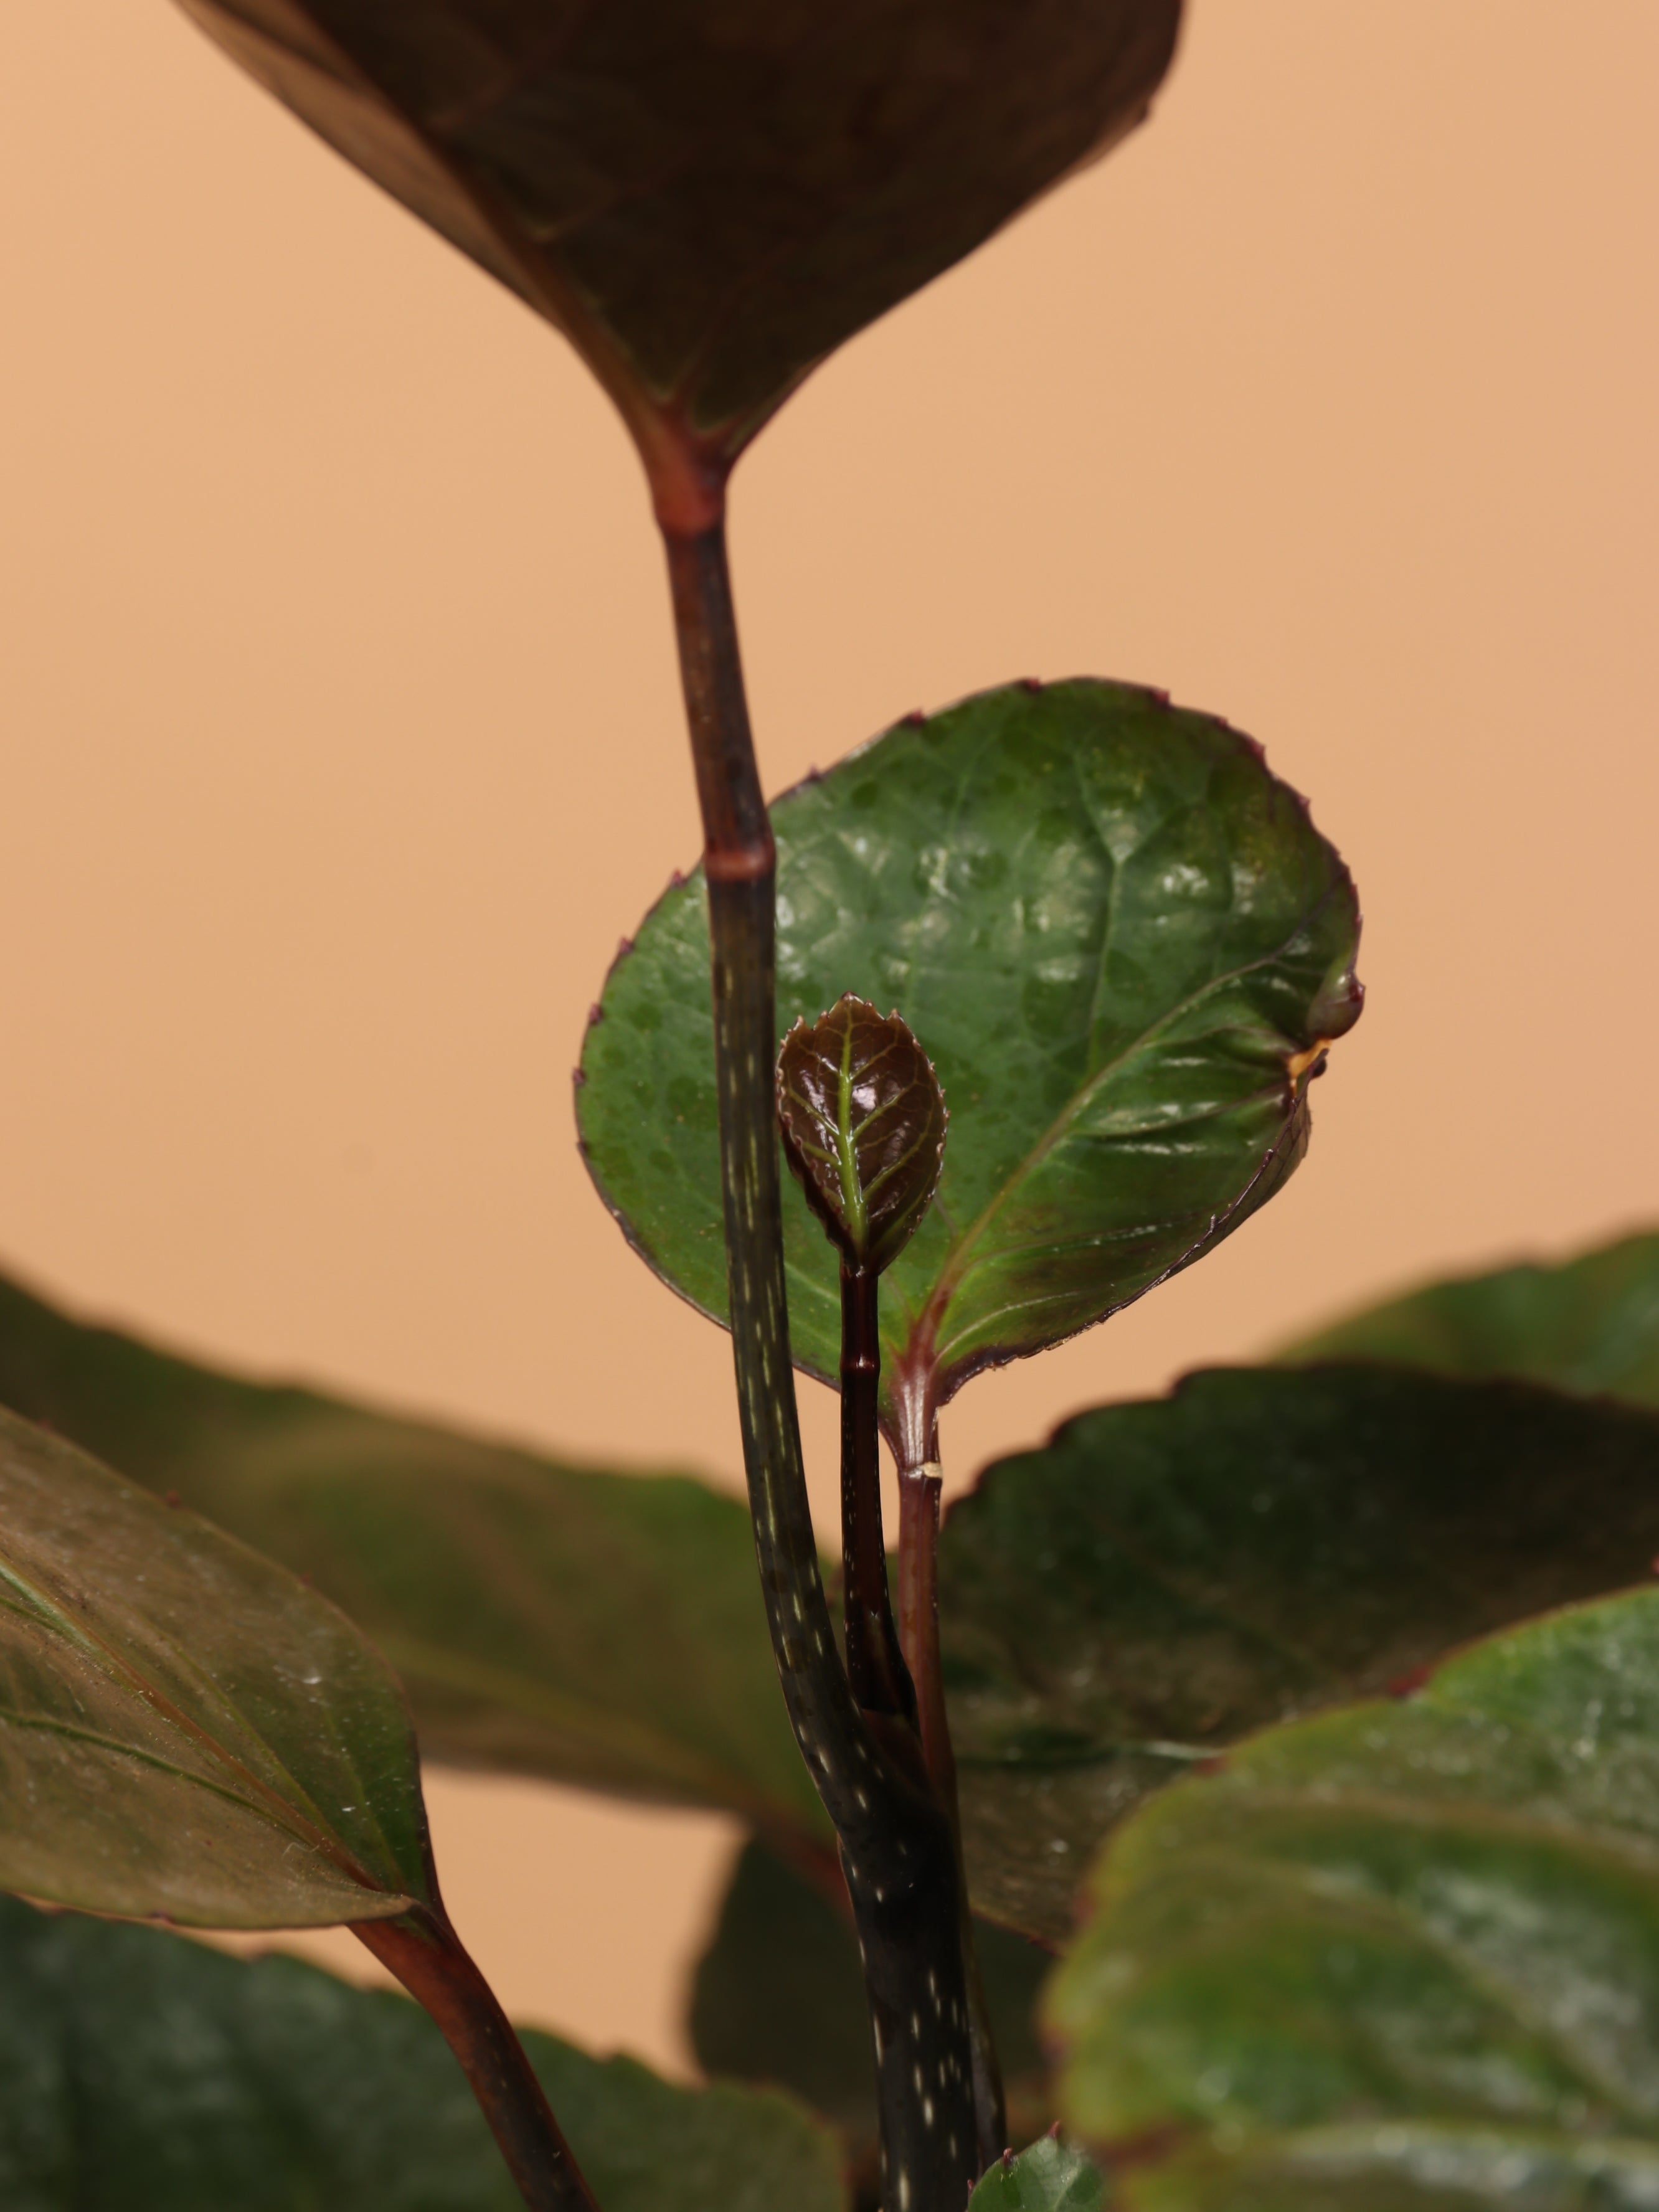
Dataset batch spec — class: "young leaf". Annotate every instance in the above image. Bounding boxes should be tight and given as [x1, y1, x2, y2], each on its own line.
[170, 0, 1181, 508]
[0, 1893, 843, 2212]
[0, 1403, 429, 1930]
[967, 2135, 1106, 2212]
[0, 1265, 827, 1853]
[777, 996, 947, 1274]
[580, 681, 1362, 1457]
[690, 1837, 1054, 2165]
[1047, 1586, 1659, 2210]
[937, 1365, 1659, 1942]
[1278, 1227, 1659, 1407]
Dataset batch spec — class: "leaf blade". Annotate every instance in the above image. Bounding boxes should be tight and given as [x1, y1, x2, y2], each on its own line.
[1047, 1587, 1659, 2208]
[936, 1366, 1659, 1942]
[0, 1405, 429, 1929]
[579, 681, 1361, 1442]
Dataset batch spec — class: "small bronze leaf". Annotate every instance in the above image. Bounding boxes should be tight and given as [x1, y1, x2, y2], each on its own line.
[777, 996, 947, 1274]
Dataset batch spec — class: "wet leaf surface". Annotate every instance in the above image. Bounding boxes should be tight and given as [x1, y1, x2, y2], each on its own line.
[777, 996, 947, 1274]
[1048, 1586, 1659, 2211]
[0, 1402, 431, 1931]
[580, 681, 1360, 1446]
[173, 0, 1181, 484]
[0, 1266, 826, 1852]
[0, 1894, 843, 2211]
[1279, 1229, 1659, 1408]
[937, 1366, 1659, 1942]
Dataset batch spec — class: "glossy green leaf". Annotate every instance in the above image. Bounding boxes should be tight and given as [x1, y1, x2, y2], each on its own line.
[1048, 1586, 1659, 2211]
[0, 1401, 430, 1931]
[967, 2135, 1106, 2212]
[0, 1893, 843, 2211]
[580, 681, 1361, 1451]
[937, 1365, 1659, 1942]
[689, 1838, 1052, 2169]
[1279, 1229, 1659, 1408]
[777, 996, 947, 1274]
[171, 0, 1181, 499]
[0, 1265, 826, 1851]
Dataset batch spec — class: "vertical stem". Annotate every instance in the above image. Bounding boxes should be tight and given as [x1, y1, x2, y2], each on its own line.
[841, 1261, 912, 1721]
[353, 1911, 597, 2212]
[661, 516, 978, 2212]
[899, 1457, 1008, 2170]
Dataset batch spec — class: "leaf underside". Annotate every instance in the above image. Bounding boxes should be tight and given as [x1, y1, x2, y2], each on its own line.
[1278, 1227, 1659, 1409]
[0, 1265, 826, 1853]
[1049, 1586, 1659, 2210]
[0, 1399, 429, 1930]
[0, 1894, 842, 2212]
[579, 679, 1362, 1442]
[938, 1365, 1659, 1942]
[172, 0, 1181, 472]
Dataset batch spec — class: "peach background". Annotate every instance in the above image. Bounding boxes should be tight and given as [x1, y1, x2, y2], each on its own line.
[2, 0, 1656, 2076]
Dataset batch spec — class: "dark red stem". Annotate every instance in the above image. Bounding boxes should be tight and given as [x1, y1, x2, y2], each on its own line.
[352, 1911, 597, 2211]
[841, 1261, 913, 1720]
[661, 513, 978, 2212]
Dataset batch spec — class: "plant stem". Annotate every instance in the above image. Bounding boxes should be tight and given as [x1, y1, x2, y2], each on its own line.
[899, 1457, 1008, 2169]
[661, 515, 978, 2212]
[841, 1261, 913, 1721]
[353, 1909, 597, 2211]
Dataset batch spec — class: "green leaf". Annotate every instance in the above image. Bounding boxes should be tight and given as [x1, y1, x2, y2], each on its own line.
[171, 0, 1181, 496]
[0, 1401, 430, 1931]
[936, 1364, 1659, 1943]
[1047, 1586, 1659, 2211]
[1278, 1229, 1659, 1408]
[967, 2135, 1107, 2212]
[777, 996, 947, 1274]
[0, 1265, 827, 1851]
[580, 681, 1361, 1449]
[689, 1838, 1052, 2167]
[0, 1893, 843, 2211]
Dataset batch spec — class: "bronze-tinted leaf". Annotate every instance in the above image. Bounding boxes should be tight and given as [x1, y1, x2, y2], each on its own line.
[776, 995, 947, 1274]
[172, 0, 1183, 514]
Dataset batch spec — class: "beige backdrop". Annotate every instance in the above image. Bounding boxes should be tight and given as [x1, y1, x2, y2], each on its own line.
[2, 0, 1657, 2076]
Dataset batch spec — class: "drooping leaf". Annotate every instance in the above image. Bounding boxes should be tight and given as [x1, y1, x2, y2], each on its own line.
[966, 2135, 1107, 2212]
[0, 1402, 428, 1929]
[777, 996, 947, 1274]
[171, 0, 1181, 501]
[0, 1893, 843, 2212]
[1279, 1228, 1659, 1409]
[580, 681, 1362, 1451]
[0, 1265, 827, 1852]
[937, 1364, 1659, 1942]
[689, 1838, 1052, 2168]
[1047, 1586, 1659, 2211]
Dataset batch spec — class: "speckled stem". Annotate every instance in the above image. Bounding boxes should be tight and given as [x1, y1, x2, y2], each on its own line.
[899, 1460, 1008, 2170]
[663, 517, 978, 2212]
[354, 1909, 598, 2211]
[842, 1260, 914, 1722]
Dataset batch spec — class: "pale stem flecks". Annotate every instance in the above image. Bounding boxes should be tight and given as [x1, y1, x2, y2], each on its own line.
[661, 514, 979, 2212]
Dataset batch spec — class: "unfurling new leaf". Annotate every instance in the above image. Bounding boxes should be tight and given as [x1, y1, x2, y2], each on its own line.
[777, 996, 947, 1274]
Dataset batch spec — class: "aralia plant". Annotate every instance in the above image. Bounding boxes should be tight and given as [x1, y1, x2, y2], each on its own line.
[7, 7, 1659, 2212]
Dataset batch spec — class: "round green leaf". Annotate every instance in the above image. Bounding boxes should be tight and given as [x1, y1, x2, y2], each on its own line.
[0, 1402, 430, 1929]
[1279, 1228, 1659, 1409]
[1048, 1586, 1659, 2210]
[0, 1265, 826, 1851]
[0, 1893, 843, 2212]
[171, 0, 1181, 494]
[579, 681, 1361, 1449]
[937, 1366, 1659, 1942]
